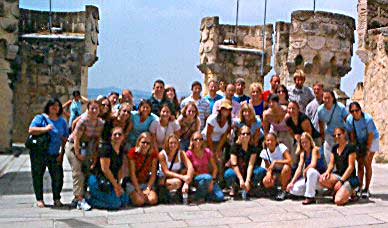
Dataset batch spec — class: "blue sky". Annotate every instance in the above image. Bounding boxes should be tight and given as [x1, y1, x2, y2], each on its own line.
[20, 0, 363, 96]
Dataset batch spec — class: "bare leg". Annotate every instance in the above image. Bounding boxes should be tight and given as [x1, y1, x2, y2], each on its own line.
[365, 152, 375, 191]
[334, 183, 352, 206]
[280, 165, 292, 190]
[357, 156, 365, 190]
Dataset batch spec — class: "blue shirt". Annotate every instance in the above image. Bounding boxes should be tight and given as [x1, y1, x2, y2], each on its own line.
[68, 99, 82, 127]
[317, 102, 348, 136]
[234, 117, 264, 140]
[233, 94, 250, 104]
[345, 113, 379, 142]
[127, 111, 158, 146]
[205, 94, 223, 112]
[29, 114, 69, 155]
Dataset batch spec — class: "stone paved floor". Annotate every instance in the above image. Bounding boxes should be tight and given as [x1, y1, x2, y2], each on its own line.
[0, 153, 388, 228]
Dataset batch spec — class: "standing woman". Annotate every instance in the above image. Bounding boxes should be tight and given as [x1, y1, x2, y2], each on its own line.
[178, 102, 201, 150]
[87, 127, 129, 209]
[65, 100, 104, 211]
[164, 85, 180, 117]
[202, 100, 232, 176]
[258, 133, 292, 201]
[186, 132, 224, 202]
[276, 85, 289, 107]
[127, 132, 158, 206]
[346, 102, 379, 198]
[247, 82, 266, 118]
[158, 134, 194, 203]
[150, 104, 181, 150]
[286, 132, 326, 204]
[28, 98, 68, 208]
[62, 90, 88, 132]
[319, 127, 359, 206]
[127, 99, 158, 147]
[263, 94, 294, 159]
[318, 89, 348, 165]
[224, 126, 263, 198]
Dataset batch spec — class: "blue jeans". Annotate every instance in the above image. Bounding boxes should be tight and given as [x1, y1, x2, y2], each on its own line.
[194, 174, 224, 202]
[87, 175, 129, 210]
[224, 166, 265, 188]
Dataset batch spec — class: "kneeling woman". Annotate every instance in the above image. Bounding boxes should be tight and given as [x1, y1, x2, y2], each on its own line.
[224, 126, 263, 199]
[319, 127, 359, 206]
[88, 127, 129, 209]
[158, 134, 194, 203]
[286, 132, 326, 204]
[127, 132, 158, 206]
[258, 133, 292, 201]
[186, 132, 224, 202]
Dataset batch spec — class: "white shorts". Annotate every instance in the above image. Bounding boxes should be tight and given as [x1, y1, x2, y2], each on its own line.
[370, 137, 379, 153]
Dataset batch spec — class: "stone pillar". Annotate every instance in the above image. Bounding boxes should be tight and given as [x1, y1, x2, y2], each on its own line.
[197, 16, 273, 95]
[0, 0, 19, 152]
[274, 11, 355, 103]
[356, 0, 388, 162]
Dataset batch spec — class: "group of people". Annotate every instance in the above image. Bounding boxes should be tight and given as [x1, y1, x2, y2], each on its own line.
[27, 70, 380, 210]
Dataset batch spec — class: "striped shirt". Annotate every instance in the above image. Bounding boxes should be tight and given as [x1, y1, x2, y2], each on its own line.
[181, 95, 210, 130]
[70, 113, 104, 149]
[287, 85, 314, 113]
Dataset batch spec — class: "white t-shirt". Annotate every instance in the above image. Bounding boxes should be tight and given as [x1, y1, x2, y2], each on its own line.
[150, 120, 181, 148]
[201, 114, 229, 141]
[260, 143, 288, 163]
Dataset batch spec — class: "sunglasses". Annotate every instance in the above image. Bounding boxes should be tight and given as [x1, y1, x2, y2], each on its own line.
[113, 132, 123, 137]
[122, 109, 131, 114]
[350, 109, 360, 113]
[141, 141, 151, 145]
[334, 133, 342, 138]
[277, 90, 286, 93]
[102, 103, 110, 107]
[241, 132, 250, 136]
[193, 138, 203, 142]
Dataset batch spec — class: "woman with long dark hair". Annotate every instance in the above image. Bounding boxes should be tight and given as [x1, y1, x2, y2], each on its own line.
[319, 127, 358, 206]
[87, 127, 129, 209]
[276, 84, 289, 107]
[346, 102, 379, 198]
[28, 98, 68, 208]
[163, 85, 180, 117]
[318, 89, 348, 165]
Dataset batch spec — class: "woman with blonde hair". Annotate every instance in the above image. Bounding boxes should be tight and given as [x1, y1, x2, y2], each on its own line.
[224, 126, 263, 199]
[158, 134, 194, 204]
[286, 132, 326, 204]
[247, 82, 266, 118]
[234, 103, 264, 147]
[126, 132, 158, 206]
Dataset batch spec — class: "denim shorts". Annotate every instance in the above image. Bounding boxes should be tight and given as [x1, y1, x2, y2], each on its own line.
[333, 174, 359, 192]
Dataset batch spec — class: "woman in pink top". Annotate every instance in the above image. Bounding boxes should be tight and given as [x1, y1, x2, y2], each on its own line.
[186, 132, 224, 202]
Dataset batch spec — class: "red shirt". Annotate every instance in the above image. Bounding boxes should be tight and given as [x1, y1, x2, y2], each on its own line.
[262, 90, 272, 102]
[128, 147, 158, 183]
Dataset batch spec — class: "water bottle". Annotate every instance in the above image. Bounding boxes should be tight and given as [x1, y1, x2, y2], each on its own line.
[81, 142, 87, 156]
[242, 190, 248, 200]
[182, 193, 188, 205]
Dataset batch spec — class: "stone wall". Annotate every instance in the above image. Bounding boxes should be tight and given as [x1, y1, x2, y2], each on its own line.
[197, 16, 273, 94]
[0, 0, 19, 152]
[10, 5, 99, 143]
[356, 0, 388, 161]
[274, 11, 355, 102]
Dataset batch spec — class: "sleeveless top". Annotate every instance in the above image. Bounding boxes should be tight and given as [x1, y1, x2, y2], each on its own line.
[158, 150, 182, 175]
[250, 100, 264, 118]
[270, 118, 288, 132]
[303, 148, 326, 174]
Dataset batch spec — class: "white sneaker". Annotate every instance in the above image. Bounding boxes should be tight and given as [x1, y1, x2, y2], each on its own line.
[77, 199, 91, 211]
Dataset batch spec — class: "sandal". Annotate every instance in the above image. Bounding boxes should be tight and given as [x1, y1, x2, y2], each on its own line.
[302, 197, 316, 205]
[36, 200, 45, 208]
